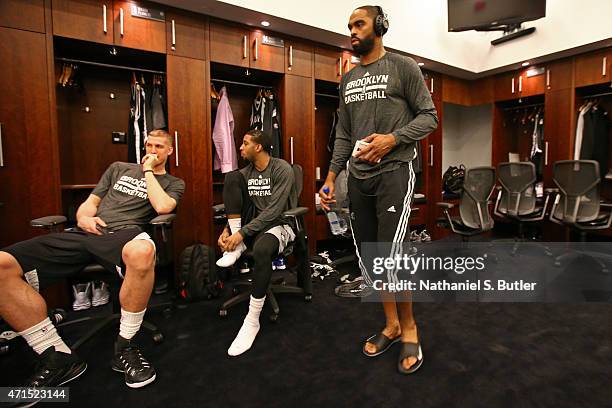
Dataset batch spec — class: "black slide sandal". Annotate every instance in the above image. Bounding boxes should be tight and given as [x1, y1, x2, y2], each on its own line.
[397, 342, 423, 374]
[362, 333, 401, 357]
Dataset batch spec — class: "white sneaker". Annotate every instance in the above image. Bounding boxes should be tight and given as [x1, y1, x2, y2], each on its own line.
[91, 280, 110, 307]
[72, 282, 92, 311]
[216, 243, 246, 268]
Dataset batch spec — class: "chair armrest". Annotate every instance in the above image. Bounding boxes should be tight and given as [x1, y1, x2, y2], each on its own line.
[30, 216, 68, 228]
[284, 207, 309, 217]
[150, 214, 176, 225]
[436, 202, 455, 209]
[600, 202, 612, 209]
[212, 204, 225, 214]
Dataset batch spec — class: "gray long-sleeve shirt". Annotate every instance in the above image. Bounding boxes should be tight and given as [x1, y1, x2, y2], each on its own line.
[239, 157, 298, 237]
[329, 52, 438, 179]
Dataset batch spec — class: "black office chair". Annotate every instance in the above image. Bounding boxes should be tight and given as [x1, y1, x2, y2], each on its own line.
[217, 164, 312, 321]
[437, 166, 496, 240]
[494, 162, 552, 255]
[549, 160, 612, 273]
[29, 214, 176, 349]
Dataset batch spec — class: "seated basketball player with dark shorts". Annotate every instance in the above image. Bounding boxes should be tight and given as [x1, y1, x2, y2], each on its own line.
[0, 129, 185, 391]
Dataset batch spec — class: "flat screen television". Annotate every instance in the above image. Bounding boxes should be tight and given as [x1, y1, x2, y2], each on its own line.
[448, 0, 546, 32]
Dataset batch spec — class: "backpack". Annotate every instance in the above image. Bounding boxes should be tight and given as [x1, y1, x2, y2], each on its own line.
[442, 165, 466, 195]
[178, 243, 222, 301]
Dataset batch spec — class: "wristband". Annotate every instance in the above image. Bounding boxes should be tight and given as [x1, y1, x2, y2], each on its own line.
[144, 170, 154, 175]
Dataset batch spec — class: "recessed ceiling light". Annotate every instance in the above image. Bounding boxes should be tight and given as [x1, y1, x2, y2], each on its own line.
[418, 62, 425, 66]
[261, 21, 270, 27]
[521, 62, 530, 67]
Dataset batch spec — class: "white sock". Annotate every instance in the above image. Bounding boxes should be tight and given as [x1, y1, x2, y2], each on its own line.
[19, 317, 71, 355]
[119, 308, 146, 340]
[228, 295, 265, 356]
[217, 218, 246, 268]
[228, 218, 242, 235]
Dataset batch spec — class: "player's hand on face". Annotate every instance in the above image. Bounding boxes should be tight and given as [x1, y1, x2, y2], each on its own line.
[142, 154, 159, 171]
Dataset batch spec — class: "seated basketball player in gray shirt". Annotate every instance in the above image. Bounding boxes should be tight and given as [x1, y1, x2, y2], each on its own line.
[217, 129, 298, 357]
[0, 129, 184, 390]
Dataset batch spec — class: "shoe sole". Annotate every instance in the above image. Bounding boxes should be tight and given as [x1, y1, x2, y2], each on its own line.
[362, 334, 401, 358]
[112, 366, 156, 388]
[72, 304, 91, 311]
[91, 299, 109, 307]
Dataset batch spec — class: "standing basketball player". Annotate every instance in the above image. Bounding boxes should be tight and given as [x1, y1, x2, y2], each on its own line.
[319, 5, 438, 374]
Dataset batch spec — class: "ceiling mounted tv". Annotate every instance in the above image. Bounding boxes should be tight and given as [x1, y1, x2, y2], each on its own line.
[448, 0, 546, 32]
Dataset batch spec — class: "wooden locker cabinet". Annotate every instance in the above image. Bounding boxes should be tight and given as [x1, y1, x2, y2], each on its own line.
[209, 22, 285, 73]
[0, 27, 60, 247]
[113, 0, 166, 53]
[166, 55, 213, 255]
[517, 68, 545, 97]
[543, 88, 575, 185]
[342, 51, 358, 75]
[574, 48, 611, 88]
[166, 10, 207, 60]
[494, 71, 519, 101]
[545, 59, 574, 91]
[314, 46, 343, 83]
[422, 70, 441, 101]
[249, 30, 285, 73]
[409, 204, 427, 226]
[0, 0, 45, 33]
[282, 75, 316, 253]
[426, 99, 444, 239]
[209, 21, 249, 67]
[52, 0, 113, 45]
[285, 40, 313, 77]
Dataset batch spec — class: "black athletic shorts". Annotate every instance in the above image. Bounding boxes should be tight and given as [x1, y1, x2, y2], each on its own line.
[2, 228, 153, 290]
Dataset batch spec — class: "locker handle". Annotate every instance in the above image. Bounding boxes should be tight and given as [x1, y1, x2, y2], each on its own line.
[254, 37, 259, 61]
[518, 76, 523, 93]
[171, 20, 176, 50]
[546, 69, 550, 89]
[290, 137, 294, 164]
[174, 131, 179, 167]
[288, 45, 293, 68]
[242, 35, 247, 59]
[544, 142, 549, 166]
[120, 7, 124, 36]
[603, 56, 607, 77]
[429, 144, 434, 167]
[337, 57, 342, 77]
[103, 4, 107, 34]
[511, 77, 515, 94]
[430, 77, 434, 94]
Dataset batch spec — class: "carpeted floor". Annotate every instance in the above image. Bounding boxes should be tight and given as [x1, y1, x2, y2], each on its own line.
[2, 268, 612, 408]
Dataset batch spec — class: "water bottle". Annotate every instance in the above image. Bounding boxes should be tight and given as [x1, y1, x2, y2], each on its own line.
[323, 186, 344, 235]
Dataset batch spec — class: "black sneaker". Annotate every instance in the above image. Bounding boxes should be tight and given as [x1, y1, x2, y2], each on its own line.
[25, 347, 87, 388]
[111, 337, 156, 388]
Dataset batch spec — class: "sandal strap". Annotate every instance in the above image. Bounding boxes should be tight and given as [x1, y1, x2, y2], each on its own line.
[368, 333, 396, 352]
[399, 342, 421, 361]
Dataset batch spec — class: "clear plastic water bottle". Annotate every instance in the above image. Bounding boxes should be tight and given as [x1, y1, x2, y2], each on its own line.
[323, 186, 344, 235]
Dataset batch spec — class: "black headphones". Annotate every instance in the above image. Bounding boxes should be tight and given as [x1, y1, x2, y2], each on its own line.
[374, 6, 389, 36]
